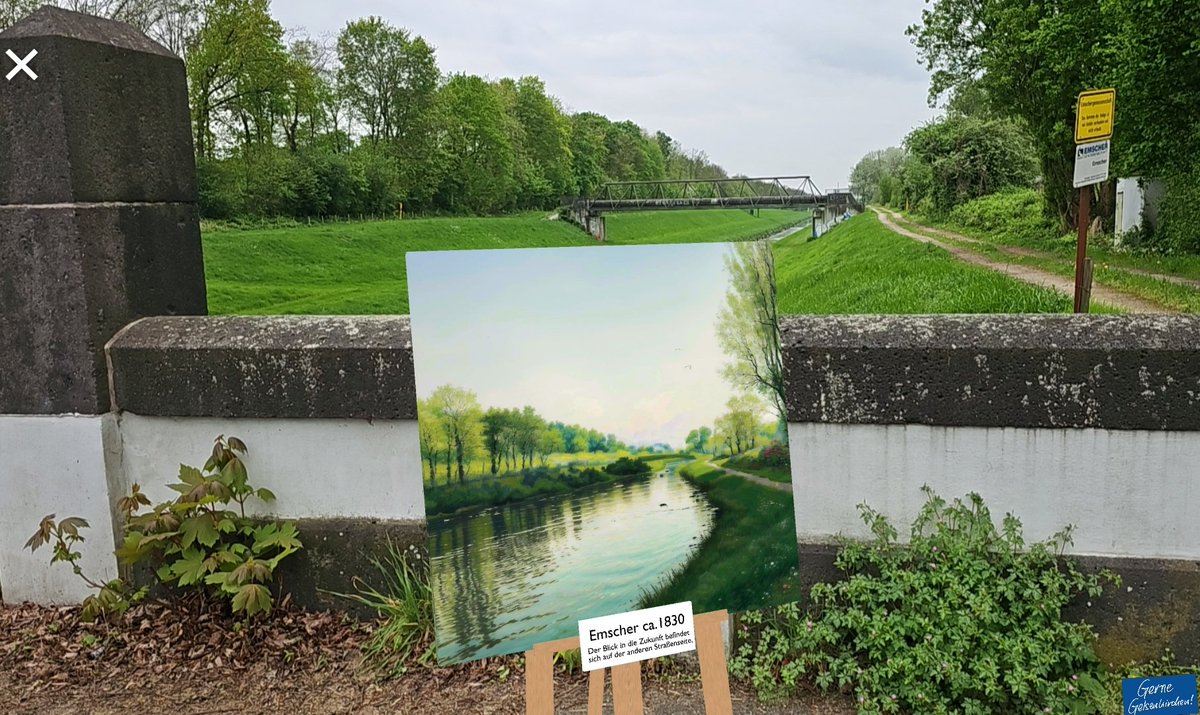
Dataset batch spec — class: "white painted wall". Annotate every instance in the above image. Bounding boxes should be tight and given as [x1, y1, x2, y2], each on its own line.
[789, 422, 1200, 559]
[0, 415, 119, 604]
[114, 414, 425, 521]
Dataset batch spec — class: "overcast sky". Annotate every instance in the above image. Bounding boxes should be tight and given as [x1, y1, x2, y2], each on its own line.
[407, 243, 734, 449]
[272, 0, 941, 189]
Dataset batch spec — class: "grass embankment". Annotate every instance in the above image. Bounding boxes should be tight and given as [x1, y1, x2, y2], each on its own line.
[771, 212, 1074, 314]
[203, 209, 807, 315]
[603, 209, 807, 245]
[640, 461, 801, 613]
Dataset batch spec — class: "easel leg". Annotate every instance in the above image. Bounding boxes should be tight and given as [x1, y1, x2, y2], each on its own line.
[525, 647, 555, 715]
[587, 669, 606, 714]
[611, 661, 644, 715]
[696, 611, 734, 715]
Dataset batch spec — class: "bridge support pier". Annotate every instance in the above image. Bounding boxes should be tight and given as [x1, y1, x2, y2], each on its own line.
[566, 206, 606, 241]
[587, 214, 606, 241]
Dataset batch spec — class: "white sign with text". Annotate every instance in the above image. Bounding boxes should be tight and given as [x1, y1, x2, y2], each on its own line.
[578, 601, 696, 672]
[1074, 139, 1110, 188]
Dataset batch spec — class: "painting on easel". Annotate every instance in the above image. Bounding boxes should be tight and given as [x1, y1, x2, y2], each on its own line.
[406, 240, 799, 665]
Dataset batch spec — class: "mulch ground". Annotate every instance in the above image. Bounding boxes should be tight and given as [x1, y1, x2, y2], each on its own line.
[0, 597, 854, 714]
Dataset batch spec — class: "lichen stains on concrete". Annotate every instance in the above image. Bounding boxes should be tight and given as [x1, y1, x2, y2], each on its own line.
[781, 314, 1200, 430]
[107, 316, 418, 419]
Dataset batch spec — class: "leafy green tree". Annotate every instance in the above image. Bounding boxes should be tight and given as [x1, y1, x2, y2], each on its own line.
[907, 0, 1104, 229]
[481, 407, 510, 475]
[279, 38, 334, 153]
[1101, 0, 1200, 178]
[436, 74, 516, 214]
[1, 0, 43, 28]
[187, 0, 288, 157]
[904, 115, 1039, 215]
[569, 112, 610, 196]
[512, 77, 575, 205]
[336, 17, 442, 208]
[417, 399, 445, 483]
[686, 426, 712, 454]
[426, 385, 483, 483]
[717, 241, 786, 429]
[537, 428, 565, 466]
[849, 147, 905, 205]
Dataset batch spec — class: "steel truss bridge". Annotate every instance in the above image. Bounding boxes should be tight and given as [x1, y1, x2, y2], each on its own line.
[563, 175, 862, 239]
[569, 175, 861, 213]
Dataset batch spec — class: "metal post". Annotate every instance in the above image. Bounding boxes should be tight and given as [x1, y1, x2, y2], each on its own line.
[1073, 187, 1090, 313]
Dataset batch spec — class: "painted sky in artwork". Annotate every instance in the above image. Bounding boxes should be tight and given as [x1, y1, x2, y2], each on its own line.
[407, 243, 735, 448]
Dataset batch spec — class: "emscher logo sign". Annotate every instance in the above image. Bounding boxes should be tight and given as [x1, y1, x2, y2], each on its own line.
[1123, 675, 1199, 715]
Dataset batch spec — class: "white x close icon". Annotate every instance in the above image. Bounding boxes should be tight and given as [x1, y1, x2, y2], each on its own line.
[5, 49, 37, 81]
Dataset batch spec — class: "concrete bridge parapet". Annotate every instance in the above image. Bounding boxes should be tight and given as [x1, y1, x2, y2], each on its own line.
[781, 313, 1200, 664]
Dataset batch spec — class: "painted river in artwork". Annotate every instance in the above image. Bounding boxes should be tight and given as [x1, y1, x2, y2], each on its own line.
[427, 463, 716, 663]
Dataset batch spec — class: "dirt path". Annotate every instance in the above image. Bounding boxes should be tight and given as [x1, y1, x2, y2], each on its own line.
[870, 208, 1175, 314]
[882, 208, 1200, 291]
[714, 465, 793, 493]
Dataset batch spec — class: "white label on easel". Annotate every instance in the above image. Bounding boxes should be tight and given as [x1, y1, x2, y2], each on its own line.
[578, 601, 696, 672]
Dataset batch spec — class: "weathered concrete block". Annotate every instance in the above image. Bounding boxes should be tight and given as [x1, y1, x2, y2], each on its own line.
[781, 314, 1200, 430]
[0, 204, 206, 414]
[107, 316, 419, 419]
[0, 8, 206, 415]
[0, 7, 196, 204]
[275, 517, 428, 613]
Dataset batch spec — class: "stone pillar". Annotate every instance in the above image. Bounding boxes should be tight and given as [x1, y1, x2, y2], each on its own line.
[0, 7, 205, 604]
[0, 6, 206, 415]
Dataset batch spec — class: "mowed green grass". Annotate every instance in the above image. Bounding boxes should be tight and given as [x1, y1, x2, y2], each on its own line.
[202, 210, 807, 315]
[603, 209, 806, 245]
[772, 212, 1076, 314]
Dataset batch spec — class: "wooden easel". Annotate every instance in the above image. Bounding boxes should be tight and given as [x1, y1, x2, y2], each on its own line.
[525, 610, 733, 715]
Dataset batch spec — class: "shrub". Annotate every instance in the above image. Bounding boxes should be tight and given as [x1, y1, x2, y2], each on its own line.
[1159, 170, 1200, 254]
[756, 444, 790, 468]
[117, 435, 302, 617]
[730, 487, 1114, 713]
[947, 189, 1059, 246]
[605, 456, 652, 476]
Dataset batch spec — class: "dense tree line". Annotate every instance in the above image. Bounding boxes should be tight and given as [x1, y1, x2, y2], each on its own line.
[851, 111, 1040, 217]
[1, 2, 738, 220]
[417, 385, 632, 485]
[684, 394, 772, 458]
[853, 0, 1200, 253]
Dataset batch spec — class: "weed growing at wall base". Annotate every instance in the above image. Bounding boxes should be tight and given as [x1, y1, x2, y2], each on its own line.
[116, 436, 302, 618]
[330, 539, 435, 678]
[25, 515, 146, 622]
[730, 487, 1116, 714]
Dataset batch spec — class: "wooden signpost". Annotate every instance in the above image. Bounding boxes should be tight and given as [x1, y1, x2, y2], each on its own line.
[1072, 88, 1116, 313]
[525, 610, 734, 715]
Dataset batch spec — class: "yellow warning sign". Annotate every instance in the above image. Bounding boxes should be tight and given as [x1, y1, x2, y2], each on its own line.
[1075, 88, 1115, 144]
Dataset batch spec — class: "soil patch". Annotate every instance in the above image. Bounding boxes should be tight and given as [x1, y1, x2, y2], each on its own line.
[1, 600, 853, 714]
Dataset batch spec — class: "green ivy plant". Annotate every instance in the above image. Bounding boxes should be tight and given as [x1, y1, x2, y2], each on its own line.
[25, 515, 146, 622]
[730, 486, 1116, 714]
[116, 435, 302, 617]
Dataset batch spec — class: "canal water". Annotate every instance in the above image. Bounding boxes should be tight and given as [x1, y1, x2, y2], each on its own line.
[427, 464, 715, 663]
